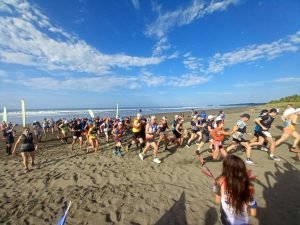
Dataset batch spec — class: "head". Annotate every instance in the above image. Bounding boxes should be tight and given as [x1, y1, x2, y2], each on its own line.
[162, 116, 167, 122]
[151, 115, 156, 124]
[23, 127, 30, 134]
[175, 115, 179, 120]
[118, 122, 123, 127]
[240, 113, 250, 122]
[216, 120, 224, 128]
[137, 113, 142, 120]
[269, 108, 278, 117]
[221, 155, 252, 214]
[287, 104, 293, 109]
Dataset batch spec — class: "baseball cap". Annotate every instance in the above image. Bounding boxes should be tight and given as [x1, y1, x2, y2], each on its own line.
[162, 116, 167, 120]
[240, 113, 250, 119]
[207, 115, 214, 120]
[118, 122, 122, 126]
[137, 113, 142, 118]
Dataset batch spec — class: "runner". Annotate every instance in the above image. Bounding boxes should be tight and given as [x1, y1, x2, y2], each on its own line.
[139, 115, 161, 163]
[196, 115, 214, 153]
[127, 113, 144, 152]
[157, 116, 169, 151]
[32, 121, 43, 143]
[171, 115, 180, 142]
[87, 122, 99, 153]
[186, 115, 202, 148]
[249, 108, 280, 161]
[12, 127, 37, 173]
[2, 122, 17, 155]
[174, 118, 184, 146]
[112, 122, 126, 156]
[71, 119, 83, 150]
[59, 120, 69, 144]
[100, 117, 112, 143]
[213, 155, 257, 225]
[198, 120, 231, 165]
[226, 114, 255, 165]
[275, 107, 300, 153]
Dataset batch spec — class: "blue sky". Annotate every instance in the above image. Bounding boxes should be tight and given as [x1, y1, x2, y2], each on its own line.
[0, 0, 299, 109]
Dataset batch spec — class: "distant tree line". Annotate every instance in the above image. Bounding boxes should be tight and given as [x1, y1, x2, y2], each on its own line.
[269, 94, 300, 103]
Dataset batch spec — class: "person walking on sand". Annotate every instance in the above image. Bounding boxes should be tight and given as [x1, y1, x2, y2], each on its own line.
[12, 127, 37, 173]
[139, 115, 161, 164]
[275, 108, 300, 153]
[198, 120, 231, 165]
[249, 108, 280, 161]
[226, 114, 255, 165]
[2, 122, 17, 155]
[213, 155, 257, 225]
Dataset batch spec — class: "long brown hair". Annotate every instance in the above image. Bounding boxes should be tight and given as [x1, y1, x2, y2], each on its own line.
[221, 155, 252, 214]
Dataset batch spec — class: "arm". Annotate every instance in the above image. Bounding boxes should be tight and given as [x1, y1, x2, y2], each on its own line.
[176, 124, 181, 134]
[213, 180, 221, 204]
[12, 136, 23, 154]
[254, 118, 267, 131]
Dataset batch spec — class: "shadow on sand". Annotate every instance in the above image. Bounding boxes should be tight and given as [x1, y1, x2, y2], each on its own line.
[154, 192, 187, 225]
[255, 157, 300, 225]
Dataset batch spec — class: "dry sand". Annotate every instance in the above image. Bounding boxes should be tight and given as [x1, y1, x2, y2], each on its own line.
[0, 107, 299, 225]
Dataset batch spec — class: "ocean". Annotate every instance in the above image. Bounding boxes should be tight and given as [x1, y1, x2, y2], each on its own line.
[0, 103, 262, 124]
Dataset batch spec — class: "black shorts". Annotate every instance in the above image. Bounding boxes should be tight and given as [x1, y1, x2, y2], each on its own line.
[21, 148, 34, 153]
[201, 134, 210, 143]
[133, 132, 143, 140]
[173, 130, 181, 139]
[5, 136, 14, 145]
[232, 137, 247, 143]
[254, 130, 266, 139]
[191, 129, 200, 134]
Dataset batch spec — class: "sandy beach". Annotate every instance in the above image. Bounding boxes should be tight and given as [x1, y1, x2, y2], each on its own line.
[0, 106, 299, 225]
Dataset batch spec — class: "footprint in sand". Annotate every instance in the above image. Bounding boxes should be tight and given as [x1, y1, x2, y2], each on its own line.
[73, 173, 78, 182]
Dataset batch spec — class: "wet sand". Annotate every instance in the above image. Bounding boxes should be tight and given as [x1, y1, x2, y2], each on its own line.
[0, 106, 299, 225]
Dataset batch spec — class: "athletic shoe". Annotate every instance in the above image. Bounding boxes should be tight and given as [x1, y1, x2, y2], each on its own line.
[185, 144, 190, 148]
[245, 159, 255, 165]
[117, 151, 123, 157]
[260, 146, 269, 152]
[113, 150, 117, 155]
[139, 153, 144, 161]
[153, 158, 161, 164]
[269, 155, 280, 161]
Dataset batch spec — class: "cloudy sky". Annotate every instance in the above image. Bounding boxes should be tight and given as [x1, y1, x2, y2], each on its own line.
[0, 0, 299, 109]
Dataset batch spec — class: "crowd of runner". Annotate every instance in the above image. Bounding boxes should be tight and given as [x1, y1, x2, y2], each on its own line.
[1, 104, 299, 225]
[1, 105, 300, 170]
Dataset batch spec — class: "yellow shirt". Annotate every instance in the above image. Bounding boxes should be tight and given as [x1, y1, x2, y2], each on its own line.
[132, 118, 141, 133]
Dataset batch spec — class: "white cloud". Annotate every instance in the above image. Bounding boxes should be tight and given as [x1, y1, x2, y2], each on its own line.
[234, 76, 300, 88]
[131, 0, 140, 10]
[146, 0, 239, 56]
[183, 53, 204, 71]
[289, 31, 300, 44]
[0, 0, 164, 75]
[207, 37, 299, 74]
[146, 0, 239, 38]
[274, 76, 300, 83]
